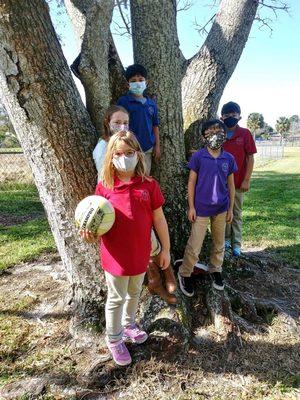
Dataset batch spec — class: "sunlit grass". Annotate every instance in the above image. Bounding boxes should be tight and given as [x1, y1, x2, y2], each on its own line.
[243, 147, 300, 266]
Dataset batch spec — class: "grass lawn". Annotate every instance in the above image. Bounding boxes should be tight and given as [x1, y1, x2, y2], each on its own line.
[243, 147, 300, 267]
[0, 183, 55, 272]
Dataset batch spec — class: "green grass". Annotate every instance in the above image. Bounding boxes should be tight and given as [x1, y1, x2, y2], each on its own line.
[0, 147, 22, 153]
[0, 182, 45, 216]
[0, 183, 55, 271]
[243, 147, 300, 267]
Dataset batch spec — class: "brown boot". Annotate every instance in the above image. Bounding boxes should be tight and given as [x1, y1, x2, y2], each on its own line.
[147, 261, 177, 305]
[162, 265, 177, 294]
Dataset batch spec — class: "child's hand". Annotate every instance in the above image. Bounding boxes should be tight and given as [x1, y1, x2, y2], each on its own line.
[188, 207, 196, 222]
[226, 209, 233, 223]
[240, 178, 250, 192]
[79, 229, 98, 243]
[158, 249, 171, 270]
[153, 143, 161, 162]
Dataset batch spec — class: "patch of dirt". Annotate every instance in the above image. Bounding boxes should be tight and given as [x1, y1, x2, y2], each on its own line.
[0, 250, 299, 400]
[0, 211, 45, 227]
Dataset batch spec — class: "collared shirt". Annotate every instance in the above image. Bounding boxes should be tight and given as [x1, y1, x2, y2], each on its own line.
[188, 147, 237, 217]
[223, 126, 257, 188]
[117, 93, 159, 152]
[95, 176, 164, 276]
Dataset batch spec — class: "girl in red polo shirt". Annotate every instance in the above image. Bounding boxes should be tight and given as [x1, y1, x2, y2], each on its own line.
[82, 131, 171, 366]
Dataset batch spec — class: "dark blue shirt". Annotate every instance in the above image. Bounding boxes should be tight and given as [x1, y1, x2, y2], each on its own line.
[188, 148, 237, 217]
[117, 93, 159, 152]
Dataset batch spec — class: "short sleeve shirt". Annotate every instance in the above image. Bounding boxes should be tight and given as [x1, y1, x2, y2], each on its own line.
[223, 126, 257, 188]
[117, 93, 159, 152]
[95, 176, 165, 276]
[188, 148, 237, 217]
[93, 139, 107, 174]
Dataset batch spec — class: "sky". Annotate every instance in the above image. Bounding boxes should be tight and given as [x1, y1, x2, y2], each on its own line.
[50, 0, 300, 128]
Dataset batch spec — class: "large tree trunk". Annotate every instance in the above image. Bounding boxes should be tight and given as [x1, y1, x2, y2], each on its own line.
[130, 0, 189, 257]
[0, 0, 105, 328]
[182, 0, 259, 151]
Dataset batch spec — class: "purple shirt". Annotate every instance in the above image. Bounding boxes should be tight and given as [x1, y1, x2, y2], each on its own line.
[188, 148, 237, 217]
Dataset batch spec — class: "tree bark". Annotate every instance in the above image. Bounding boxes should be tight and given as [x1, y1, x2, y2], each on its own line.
[63, 0, 114, 131]
[64, 0, 126, 113]
[182, 0, 259, 151]
[0, 0, 105, 327]
[130, 0, 189, 257]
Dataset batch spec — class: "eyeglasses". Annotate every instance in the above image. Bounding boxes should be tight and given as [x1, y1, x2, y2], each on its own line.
[113, 150, 136, 158]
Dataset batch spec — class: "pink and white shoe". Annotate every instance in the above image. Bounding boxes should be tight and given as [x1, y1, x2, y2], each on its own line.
[123, 324, 148, 344]
[106, 339, 132, 366]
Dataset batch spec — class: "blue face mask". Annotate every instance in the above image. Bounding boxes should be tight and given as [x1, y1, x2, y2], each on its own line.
[129, 81, 146, 96]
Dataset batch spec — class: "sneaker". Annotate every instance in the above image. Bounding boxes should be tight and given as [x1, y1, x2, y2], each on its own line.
[123, 324, 148, 344]
[210, 272, 224, 291]
[232, 247, 241, 257]
[177, 272, 194, 297]
[106, 339, 132, 366]
[225, 239, 231, 250]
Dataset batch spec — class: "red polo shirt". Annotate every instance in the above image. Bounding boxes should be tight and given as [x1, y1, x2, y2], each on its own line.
[95, 176, 165, 276]
[223, 126, 257, 189]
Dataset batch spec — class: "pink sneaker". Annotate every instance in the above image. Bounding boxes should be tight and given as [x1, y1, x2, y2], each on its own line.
[106, 339, 132, 366]
[123, 324, 148, 344]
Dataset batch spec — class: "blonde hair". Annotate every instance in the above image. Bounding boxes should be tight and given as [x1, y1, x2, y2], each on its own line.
[101, 131, 147, 188]
[102, 105, 129, 141]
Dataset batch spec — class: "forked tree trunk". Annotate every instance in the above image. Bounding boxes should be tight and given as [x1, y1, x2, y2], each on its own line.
[0, 0, 105, 327]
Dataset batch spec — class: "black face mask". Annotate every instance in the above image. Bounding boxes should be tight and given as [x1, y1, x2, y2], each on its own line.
[223, 116, 239, 128]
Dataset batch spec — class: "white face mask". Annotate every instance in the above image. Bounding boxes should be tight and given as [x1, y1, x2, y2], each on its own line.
[109, 122, 129, 133]
[112, 153, 138, 171]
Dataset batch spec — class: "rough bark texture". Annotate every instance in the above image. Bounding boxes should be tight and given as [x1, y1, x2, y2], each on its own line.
[131, 0, 189, 257]
[182, 0, 259, 151]
[63, 0, 114, 131]
[0, 0, 105, 326]
[64, 0, 126, 113]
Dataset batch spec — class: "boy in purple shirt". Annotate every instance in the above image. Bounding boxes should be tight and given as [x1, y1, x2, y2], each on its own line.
[177, 120, 237, 296]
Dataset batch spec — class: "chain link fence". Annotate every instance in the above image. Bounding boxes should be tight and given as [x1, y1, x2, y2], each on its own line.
[255, 141, 285, 159]
[0, 149, 33, 183]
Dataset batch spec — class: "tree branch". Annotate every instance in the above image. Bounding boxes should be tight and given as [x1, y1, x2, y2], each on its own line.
[255, 0, 290, 35]
[194, 13, 216, 36]
[176, 0, 193, 12]
[182, 0, 259, 139]
[115, 0, 131, 36]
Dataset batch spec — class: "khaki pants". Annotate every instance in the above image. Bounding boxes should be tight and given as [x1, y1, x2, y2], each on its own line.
[144, 147, 153, 175]
[225, 190, 244, 249]
[105, 271, 145, 342]
[179, 212, 227, 277]
[151, 229, 161, 257]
